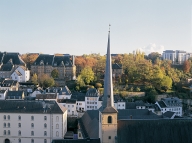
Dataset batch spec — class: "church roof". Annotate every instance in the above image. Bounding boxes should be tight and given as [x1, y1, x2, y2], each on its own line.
[79, 110, 99, 138]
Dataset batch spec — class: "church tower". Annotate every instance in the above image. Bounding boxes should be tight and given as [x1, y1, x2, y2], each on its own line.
[99, 27, 118, 143]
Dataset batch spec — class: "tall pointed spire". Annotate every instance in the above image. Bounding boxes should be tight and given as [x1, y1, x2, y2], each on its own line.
[101, 26, 117, 112]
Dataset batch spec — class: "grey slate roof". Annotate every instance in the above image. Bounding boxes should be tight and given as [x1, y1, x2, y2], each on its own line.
[163, 111, 175, 118]
[157, 101, 167, 108]
[0, 100, 63, 113]
[162, 97, 182, 106]
[118, 109, 162, 120]
[1, 80, 18, 87]
[57, 99, 76, 104]
[33, 54, 54, 66]
[6, 91, 24, 99]
[71, 92, 85, 101]
[1, 52, 25, 65]
[59, 86, 71, 95]
[112, 63, 122, 69]
[36, 94, 57, 100]
[79, 110, 99, 138]
[52, 139, 100, 143]
[117, 119, 192, 143]
[0, 63, 13, 71]
[86, 88, 99, 97]
[32, 54, 73, 67]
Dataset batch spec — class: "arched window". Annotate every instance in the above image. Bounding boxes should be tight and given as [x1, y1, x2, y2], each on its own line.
[18, 123, 21, 127]
[4, 115, 6, 120]
[31, 123, 34, 128]
[18, 115, 21, 120]
[8, 115, 10, 120]
[108, 116, 112, 123]
[18, 138, 21, 143]
[8, 123, 10, 127]
[44, 123, 47, 128]
[44, 139, 47, 143]
[31, 116, 34, 120]
[8, 130, 10, 135]
[44, 116, 47, 121]
[31, 139, 34, 143]
[56, 116, 59, 121]
[4, 123, 6, 127]
[4, 130, 6, 135]
[56, 124, 59, 129]
[56, 131, 59, 137]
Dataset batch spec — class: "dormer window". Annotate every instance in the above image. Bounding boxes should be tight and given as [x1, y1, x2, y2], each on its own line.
[40, 60, 44, 66]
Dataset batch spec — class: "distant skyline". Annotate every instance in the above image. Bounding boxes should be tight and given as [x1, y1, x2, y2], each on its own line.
[0, 0, 192, 55]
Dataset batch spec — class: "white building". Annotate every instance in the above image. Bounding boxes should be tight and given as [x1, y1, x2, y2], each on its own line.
[57, 99, 78, 116]
[0, 100, 67, 143]
[155, 97, 182, 116]
[57, 86, 72, 99]
[85, 88, 100, 111]
[10, 66, 30, 82]
[0, 90, 7, 100]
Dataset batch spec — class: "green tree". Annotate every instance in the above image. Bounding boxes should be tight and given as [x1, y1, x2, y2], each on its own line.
[38, 74, 55, 88]
[160, 76, 172, 92]
[51, 69, 59, 78]
[79, 67, 95, 85]
[31, 73, 38, 85]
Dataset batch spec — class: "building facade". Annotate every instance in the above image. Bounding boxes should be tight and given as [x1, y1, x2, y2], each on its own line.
[0, 100, 67, 143]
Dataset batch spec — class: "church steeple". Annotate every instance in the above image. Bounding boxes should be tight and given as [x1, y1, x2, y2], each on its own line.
[101, 26, 117, 113]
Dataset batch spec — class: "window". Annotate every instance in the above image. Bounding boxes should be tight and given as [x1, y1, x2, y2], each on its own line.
[4, 130, 6, 135]
[68, 110, 70, 112]
[4, 115, 6, 120]
[8, 123, 10, 127]
[31, 131, 34, 136]
[56, 131, 59, 137]
[108, 136, 111, 139]
[44, 123, 47, 128]
[72, 105, 74, 107]
[56, 124, 59, 129]
[18, 130, 21, 136]
[44, 139, 47, 143]
[8, 115, 10, 120]
[79, 132, 81, 137]
[44, 116, 47, 121]
[4, 123, 6, 127]
[31, 139, 34, 143]
[31, 116, 34, 120]
[56, 116, 59, 121]
[44, 131, 47, 136]
[18, 123, 21, 127]
[31, 123, 34, 128]
[18, 138, 21, 143]
[8, 130, 10, 135]
[108, 116, 112, 123]
[68, 105, 70, 107]
[18, 115, 21, 120]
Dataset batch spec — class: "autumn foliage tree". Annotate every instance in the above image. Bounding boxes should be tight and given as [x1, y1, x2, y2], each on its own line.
[183, 60, 190, 73]
[38, 74, 55, 88]
[21, 53, 39, 69]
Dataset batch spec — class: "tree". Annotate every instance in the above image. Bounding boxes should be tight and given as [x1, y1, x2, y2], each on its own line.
[95, 83, 102, 89]
[38, 74, 55, 88]
[183, 60, 190, 73]
[147, 52, 161, 63]
[51, 69, 59, 78]
[79, 67, 95, 85]
[31, 73, 38, 85]
[160, 76, 172, 92]
[21, 53, 39, 69]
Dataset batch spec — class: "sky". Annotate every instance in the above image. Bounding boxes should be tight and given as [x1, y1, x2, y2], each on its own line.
[0, 0, 192, 55]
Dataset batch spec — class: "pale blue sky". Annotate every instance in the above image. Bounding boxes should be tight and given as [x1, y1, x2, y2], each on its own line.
[0, 0, 191, 55]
